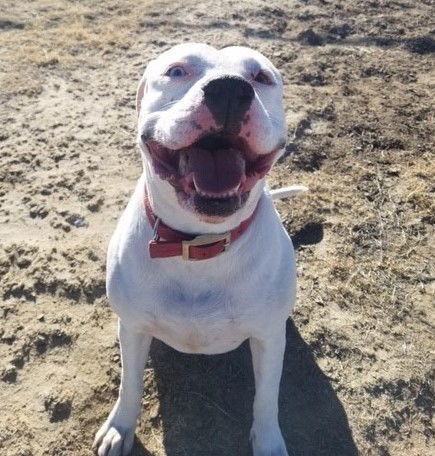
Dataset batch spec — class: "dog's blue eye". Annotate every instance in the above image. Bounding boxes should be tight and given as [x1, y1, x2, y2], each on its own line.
[166, 66, 187, 78]
[254, 70, 272, 85]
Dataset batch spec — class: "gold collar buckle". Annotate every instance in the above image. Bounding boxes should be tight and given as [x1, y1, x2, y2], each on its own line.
[182, 232, 231, 260]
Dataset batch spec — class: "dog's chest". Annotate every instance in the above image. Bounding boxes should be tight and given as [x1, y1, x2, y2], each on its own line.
[146, 280, 253, 354]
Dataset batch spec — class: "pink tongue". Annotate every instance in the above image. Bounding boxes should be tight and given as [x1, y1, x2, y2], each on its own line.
[186, 148, 245, 193]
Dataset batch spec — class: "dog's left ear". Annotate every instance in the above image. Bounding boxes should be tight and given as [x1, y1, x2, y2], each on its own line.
[136, 72, 147, 117]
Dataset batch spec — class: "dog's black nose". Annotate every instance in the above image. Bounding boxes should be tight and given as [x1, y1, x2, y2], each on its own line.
[203, 76, 255, 134]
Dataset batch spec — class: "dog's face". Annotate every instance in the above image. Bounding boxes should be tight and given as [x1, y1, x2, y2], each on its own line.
[137, 43, 286, 222]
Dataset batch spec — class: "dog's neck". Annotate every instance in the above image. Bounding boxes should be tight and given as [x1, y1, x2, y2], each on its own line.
[142, 162, 264, 235]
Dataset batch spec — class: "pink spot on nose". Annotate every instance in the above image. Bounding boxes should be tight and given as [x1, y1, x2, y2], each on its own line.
[190, 120, 202, 130]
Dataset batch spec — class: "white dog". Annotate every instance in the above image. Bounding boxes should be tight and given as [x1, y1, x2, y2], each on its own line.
[94, 43, 306, 456]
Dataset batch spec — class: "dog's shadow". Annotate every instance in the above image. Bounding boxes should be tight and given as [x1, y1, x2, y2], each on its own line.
[132, 319, 358, 456]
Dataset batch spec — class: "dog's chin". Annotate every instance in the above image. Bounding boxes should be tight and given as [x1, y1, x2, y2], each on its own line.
[143, 132, 277, 220]
[176, 190, 250, 222]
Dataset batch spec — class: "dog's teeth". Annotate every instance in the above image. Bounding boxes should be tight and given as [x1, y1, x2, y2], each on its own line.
[194, 184, 241, 199]
[179, 152, 189, 176]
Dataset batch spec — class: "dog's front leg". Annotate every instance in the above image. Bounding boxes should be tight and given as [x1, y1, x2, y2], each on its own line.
[93, 320, 151, 456]
[250, 325, 289, 456]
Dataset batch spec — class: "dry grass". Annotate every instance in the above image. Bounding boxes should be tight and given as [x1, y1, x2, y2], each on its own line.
[0, 0, 148, 98]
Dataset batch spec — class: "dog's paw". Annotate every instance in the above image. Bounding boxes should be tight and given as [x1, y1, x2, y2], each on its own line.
[93, 420, 135, 456]
[250, 424, 289, 456]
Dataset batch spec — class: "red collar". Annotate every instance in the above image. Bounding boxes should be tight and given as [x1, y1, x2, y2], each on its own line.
[144, 193, 257, 261]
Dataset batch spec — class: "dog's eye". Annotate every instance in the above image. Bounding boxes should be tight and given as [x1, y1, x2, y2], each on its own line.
[254, 70, 273, 85]
[165, 66, 187, 78]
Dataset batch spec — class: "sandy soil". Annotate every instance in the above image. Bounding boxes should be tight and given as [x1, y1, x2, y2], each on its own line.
[0, 0, 434, 455]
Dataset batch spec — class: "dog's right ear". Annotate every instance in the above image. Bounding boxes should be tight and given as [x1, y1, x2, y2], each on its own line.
[136, 72, 147, 117]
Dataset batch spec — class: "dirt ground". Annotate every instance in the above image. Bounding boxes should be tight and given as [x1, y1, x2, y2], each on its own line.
[0, 0, 434, 455]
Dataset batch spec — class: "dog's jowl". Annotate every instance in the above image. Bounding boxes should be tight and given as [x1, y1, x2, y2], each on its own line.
[93, 43, 305, 456]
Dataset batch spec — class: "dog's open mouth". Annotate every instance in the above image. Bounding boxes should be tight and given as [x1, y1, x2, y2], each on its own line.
[145, 134, 277, 217]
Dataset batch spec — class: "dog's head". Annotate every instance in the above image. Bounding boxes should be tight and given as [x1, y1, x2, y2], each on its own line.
[137, 43, 286, 224]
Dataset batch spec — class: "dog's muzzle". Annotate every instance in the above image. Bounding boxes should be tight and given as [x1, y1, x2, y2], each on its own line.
[145, 133, 277, 217]
[141, 76, 279, 218]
